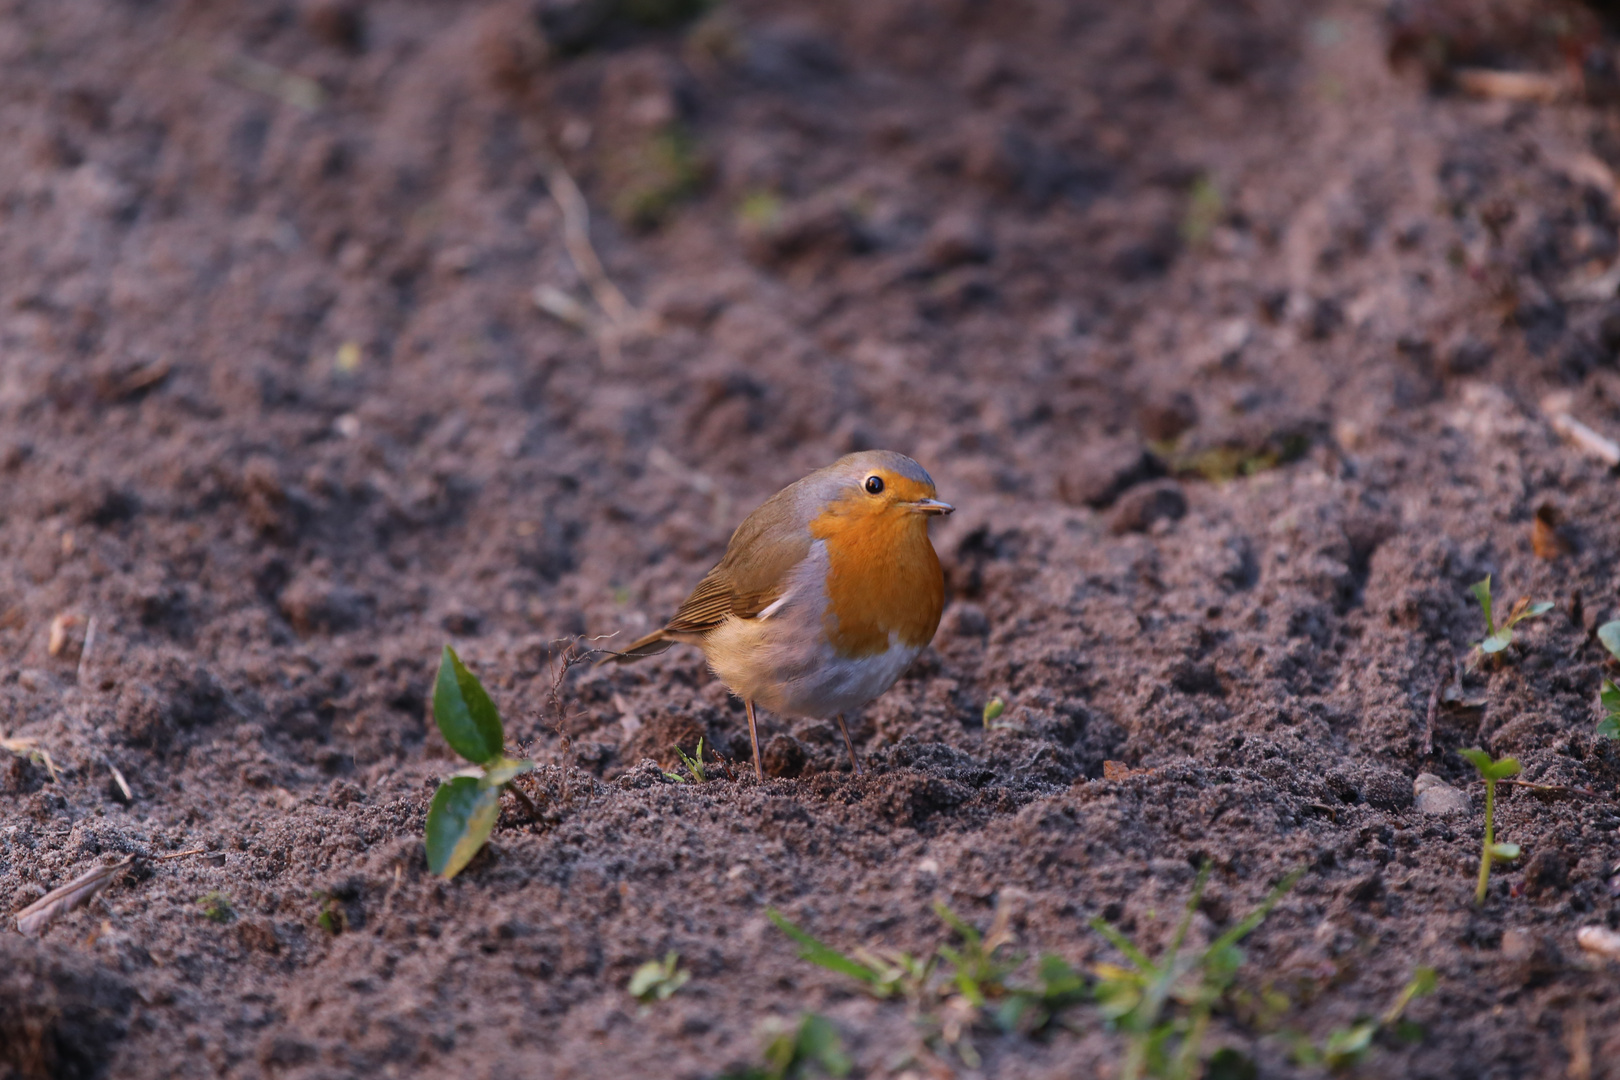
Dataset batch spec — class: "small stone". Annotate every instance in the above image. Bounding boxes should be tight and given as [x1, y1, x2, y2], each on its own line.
[946, 602, 989, 638]
[278, 573, 371, 635]
[1109, 480, 1187, 534]
[1444, 335, 1494, 376]
[1501, 928, 1560, 986]
[301, 0, 365, 52]
[1060, 441, 1165, 510]
[741, 196, 862, 267]
[1138, 392, 1199, 442]
[1413, 773, 1470, 816]
[922, 211, 993, 269]
[440, 607, 483, 637]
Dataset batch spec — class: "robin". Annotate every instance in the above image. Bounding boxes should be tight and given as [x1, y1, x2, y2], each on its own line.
[609, 450, 954, 780]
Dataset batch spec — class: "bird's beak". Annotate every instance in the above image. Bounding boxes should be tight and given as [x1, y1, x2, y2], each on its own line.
[908, 498, 955, 516]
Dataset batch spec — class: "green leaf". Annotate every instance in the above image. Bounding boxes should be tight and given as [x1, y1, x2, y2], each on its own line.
[1520, 601, 1555, 619]
[481, 757, 534, 788]
[1489, 842, 1521, 861]
[766, 910, 890, 995]
[1599, 685, 1620, 739]
[1410, 966, 1437, 996]
[762, 1014, 849, 1080]
[1035, 954, 1086, 999]
[1480, 630, 1511, 654]
[425, 776, 501, 879]
[1603, 679, 1620, 715]
[982, 697, 1006, 726]
[628, 952, 689, 1002]
[1206, 1047, 1259, 1080]
[1600, 620, 1620, 662]
[1323, 1022, 1376, 1067]
[1470, 576, 1494, 632]
[1393, 1019, 1425, 1043]
[1483, 756, 1522, 781]
[1458, 748, 1493, 776]
[433, 646, 505, 765]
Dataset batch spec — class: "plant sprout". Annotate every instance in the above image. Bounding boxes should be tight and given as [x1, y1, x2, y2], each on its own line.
[982, 698, 1006, 727]
[1597, 620, 1620, 739]
[628, 951, 691, 1003]
[1469, 575, 1552, 660]
[198, 892, 235, 924]
[1292, 966, 1437, 1068]
[424, 646, 534, 880]
[1090, 863, 1303, 1080]
[1458, 748, 1521, 906]
[768, 901, 1084, 1066]
[664, 738, 709, 783]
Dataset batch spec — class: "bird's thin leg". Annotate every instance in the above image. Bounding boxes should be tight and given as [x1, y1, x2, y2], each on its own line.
[836, 713, 863, 776]
[745, 698, 764, 782]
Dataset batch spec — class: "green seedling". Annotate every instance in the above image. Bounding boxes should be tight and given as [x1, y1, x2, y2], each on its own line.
[612, 126, 705, 230]
[1090, 864, 1303, 1080]
[722, 1013, 851, 1080]
[664, 738, 709, 783]
[1459, 748, 1521, 906]
[1291, 965, 1436, 1069]
[1181, 175, 1225, 247]
[982, 697, 1006, 727]
[769, 901, 1084, 1066]
[424, 646, 534, 880]
[198, 891, 235, 924]
[1469, 575, 1553, 661]
[738, 190, 784, 232]
[313, 891, 346, 935]
[1597, 620, 1620, 739]
[628, 950, 691, 1003]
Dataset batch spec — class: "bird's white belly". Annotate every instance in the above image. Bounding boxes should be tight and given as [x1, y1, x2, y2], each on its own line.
[705, 615, 921, 717]
[699, 541, 922, 717]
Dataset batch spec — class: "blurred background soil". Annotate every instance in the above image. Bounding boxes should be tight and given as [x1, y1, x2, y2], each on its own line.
[6, 0, 1620, 1076]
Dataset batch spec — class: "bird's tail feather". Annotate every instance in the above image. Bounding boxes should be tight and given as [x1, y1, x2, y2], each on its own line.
[595, 629, 676, 666]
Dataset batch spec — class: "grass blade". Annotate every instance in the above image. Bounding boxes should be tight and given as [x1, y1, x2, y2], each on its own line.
[766, 909, 889, 993]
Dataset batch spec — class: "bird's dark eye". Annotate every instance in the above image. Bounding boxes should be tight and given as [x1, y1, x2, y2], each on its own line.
[864, 475, 884, 495]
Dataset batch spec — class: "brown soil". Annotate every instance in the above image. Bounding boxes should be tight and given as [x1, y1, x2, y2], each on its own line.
[6, 0, 1620, 1077]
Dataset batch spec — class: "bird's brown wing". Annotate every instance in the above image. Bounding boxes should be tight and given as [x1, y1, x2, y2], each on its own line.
[664, 497, 813, 635]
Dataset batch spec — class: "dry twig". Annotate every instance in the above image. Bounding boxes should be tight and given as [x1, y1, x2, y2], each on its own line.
[2, 736, 59, 783]
[1454, 67, 1570, 104]
[524, 124, 658, 363]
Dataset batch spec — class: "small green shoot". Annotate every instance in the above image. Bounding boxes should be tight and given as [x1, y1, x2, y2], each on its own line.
[424, 646, 534, 880]
[723, 1014, 851, 1080]
[1458, 748, 1521, 906]
[628, 950, 691, 1003]
[1597, 620, 1620, 739]
[198, 891, 235, 923]
[1291, 965, 1437, 1068]
[612, 126, 705, 230]
[313, 891, 346, 935]
[738, 190, 783, 232]
[1469, 575, 1553, 661]
[982, 697, 1006, 727]
[1181, 175, 1225, 247]
[664, 738, 709, 783]
[769, 901, 1084, 1065]
[1090, 864, 1303, 1080]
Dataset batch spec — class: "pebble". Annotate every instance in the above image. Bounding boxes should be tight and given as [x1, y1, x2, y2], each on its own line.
[1413, 772, 1470, 816]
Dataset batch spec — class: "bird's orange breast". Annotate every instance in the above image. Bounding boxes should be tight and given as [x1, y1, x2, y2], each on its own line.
[809, 506, 944, 658]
